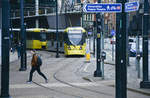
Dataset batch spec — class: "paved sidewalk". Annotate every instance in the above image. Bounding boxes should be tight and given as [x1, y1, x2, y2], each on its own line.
[82, 56, 150, 96]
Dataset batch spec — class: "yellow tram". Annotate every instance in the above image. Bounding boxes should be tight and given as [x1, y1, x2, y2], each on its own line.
[64, 27, 87, 56]
[46, 27, 87, 56]
[12, 28, 48, 49]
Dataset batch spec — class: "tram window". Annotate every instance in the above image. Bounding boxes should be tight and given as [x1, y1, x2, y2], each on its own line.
[52, 40, 54, 46]
[50, 33, 53, 40]
[54, 33, 56, 41]
[64, 33, 67, 42]
[46, 33, 50, 40]
[40, 33, 46, 41]
[26, 32, 32, 40]
[51, 33, 54, 40]
[60, 41, 62, 47]
[59, 33, 62, 41]
[33, 32, 41, 40]
[62, 32, 64, 41]
[27, 32, 42, 40]
[51, 32, 54, 46]
[59, 32, 63, 47]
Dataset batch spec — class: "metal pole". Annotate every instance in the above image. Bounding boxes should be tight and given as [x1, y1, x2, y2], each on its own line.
[94, 0, 102, 77]
[93, 26, 96, 57]
[140, 0, 150, 88]
[19, 0, 27, 71]
[56, 0, 59, 58]
[112, 39, 114, 61]
[81, 3, 84, 27]
[35, 0, 39, 28]
[116, 0, 127, 98]
[101, 13, 104, 79]
[136, 34, 141, 78]
[1, 0, 11, 97]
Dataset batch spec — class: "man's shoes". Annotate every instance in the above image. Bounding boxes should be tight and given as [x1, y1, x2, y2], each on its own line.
[26, 80, 32, 84]
[45, 79, 48, 83]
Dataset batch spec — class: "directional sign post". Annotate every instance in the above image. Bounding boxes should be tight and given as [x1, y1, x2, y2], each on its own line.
[125, 1, 139, 12]
[83, 3, 122, 13]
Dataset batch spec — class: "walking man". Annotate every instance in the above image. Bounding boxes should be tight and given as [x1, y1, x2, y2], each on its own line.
[27, 50, 48, 83]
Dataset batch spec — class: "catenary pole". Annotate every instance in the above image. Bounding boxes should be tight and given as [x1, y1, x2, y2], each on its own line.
[0, 0, 12, 97]
[94, 0, 102, 77]
[140, 0, 150, 88]
[19, 0, 27, 71]
[116, 0, 127, 98]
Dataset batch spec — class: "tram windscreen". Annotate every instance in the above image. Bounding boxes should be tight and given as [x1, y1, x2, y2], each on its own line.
[67, 30, 83, 45]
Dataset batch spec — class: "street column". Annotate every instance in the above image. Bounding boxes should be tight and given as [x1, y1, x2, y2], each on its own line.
[94, 0, 102, 77]
[116, 0, 127, 98]
[19, 0, 27, 71]
[140, 0, 150, 88]
[0, 0, 12, 97]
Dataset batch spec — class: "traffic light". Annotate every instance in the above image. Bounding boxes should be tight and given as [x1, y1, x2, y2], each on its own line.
[96, 14, 102, 32]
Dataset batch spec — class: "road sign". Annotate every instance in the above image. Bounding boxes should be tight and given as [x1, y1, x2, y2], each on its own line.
[125, 1, 139, 12]
[83, 3, 122, 13]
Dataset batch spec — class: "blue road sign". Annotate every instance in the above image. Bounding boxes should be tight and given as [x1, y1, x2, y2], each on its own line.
[83, 3, 122, 13]
[125, 1, 139, 12]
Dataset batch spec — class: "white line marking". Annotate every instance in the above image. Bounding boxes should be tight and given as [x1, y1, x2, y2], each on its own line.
[83, 63, 90, 72]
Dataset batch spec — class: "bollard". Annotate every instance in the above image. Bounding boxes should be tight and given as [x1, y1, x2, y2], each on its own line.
[86, 50, 90, 63]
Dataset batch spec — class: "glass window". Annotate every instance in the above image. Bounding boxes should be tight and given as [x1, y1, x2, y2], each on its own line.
[68, 33, 82, 45]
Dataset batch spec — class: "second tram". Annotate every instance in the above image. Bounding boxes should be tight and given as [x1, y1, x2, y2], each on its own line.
[11, 28, 48, 49]
[64, 27, 87, 56]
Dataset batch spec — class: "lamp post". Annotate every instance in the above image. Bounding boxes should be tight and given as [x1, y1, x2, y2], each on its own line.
[116, 0, 127, 98]
[19, 0, 27, 71]
[140, 0, 150, 88]
[1, 0, 11, 97]
[94, 0, 102, 77]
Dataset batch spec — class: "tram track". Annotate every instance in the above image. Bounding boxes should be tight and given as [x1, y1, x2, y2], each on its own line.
[32, 53, 113, 98]
[33, 56, 83, 98]
[53, 58, 113, 97]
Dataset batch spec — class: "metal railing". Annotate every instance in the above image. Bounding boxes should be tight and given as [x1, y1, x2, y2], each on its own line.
[11, 3, 82, 18]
